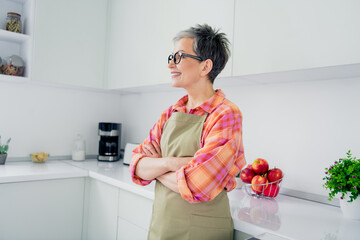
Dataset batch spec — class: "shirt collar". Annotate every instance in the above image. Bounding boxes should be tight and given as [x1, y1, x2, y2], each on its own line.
[172, 89, 226, 114]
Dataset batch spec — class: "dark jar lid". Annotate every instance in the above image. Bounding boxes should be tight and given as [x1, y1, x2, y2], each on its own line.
[7, 12, 21, 17]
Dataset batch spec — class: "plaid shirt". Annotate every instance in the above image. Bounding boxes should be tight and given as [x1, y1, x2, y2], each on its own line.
[129, 89, 246, 203]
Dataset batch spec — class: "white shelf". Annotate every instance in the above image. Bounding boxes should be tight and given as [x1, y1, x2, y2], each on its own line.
[0, 0, 35, 79]
[0, 74, 29, 83]
[0, 29, 30, 43]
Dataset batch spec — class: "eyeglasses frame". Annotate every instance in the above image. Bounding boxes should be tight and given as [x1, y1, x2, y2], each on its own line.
[168, 51, 203, 64]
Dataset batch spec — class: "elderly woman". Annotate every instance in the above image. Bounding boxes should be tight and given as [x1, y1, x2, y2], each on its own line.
[129, 24, 245, 240]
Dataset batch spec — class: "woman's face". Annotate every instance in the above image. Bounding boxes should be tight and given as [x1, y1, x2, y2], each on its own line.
[168, 37, 203, 89]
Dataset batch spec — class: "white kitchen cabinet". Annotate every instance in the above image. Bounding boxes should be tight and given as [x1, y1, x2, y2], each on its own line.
[0, 0, 35, 80]
[0, 178, 84, 240]
[33, 0, 108, 88]
[117, 218, 148, 240]
[106, 0, 234, 89]
[118, 188, 153, 230]
[117, 188, 153, 239]
[233, 0, 360, 76]
[83, 178, 119, 240]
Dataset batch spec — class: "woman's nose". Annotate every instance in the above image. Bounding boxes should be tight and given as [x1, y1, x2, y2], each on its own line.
[168, 59, 176, 69]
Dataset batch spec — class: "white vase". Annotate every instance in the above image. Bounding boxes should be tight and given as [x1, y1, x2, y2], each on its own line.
[339, 194, 360, 220]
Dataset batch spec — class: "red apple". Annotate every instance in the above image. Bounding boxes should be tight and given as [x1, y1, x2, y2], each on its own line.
[240, 168, 256, 184]
[267, 168, 283, 183]
[263, 183, 280, 198]
[251, 175, 269, 193]
[252, 158, 269, 175]
[246, 164, 254, 171]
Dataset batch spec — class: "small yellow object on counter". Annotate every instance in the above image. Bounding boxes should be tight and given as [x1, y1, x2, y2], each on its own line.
[31, 152, 49, 163]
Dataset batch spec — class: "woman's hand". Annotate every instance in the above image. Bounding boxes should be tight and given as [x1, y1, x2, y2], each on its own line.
[143, 140, 162, 158]
[167, 157, 192, 172]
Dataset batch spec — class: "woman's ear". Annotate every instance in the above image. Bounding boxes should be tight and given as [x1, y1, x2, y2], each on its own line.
[200, 59, 213, 78]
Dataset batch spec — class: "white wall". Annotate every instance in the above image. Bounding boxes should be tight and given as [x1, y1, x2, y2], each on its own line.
[119, 77, 360, 197]
[0, 82, 122, 157]
[2, 76, 359, 196]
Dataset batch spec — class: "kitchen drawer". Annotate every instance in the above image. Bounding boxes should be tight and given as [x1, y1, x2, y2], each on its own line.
[118, 189, 153, 230]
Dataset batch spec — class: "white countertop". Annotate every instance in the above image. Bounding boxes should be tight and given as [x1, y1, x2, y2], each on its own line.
[0, 160, 88, 183]
[1, 159, 359, 240]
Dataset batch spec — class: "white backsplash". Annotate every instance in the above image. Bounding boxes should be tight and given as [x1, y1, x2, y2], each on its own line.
[0, 82, 122, 157]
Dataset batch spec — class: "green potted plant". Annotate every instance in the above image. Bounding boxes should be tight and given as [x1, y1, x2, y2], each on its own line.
[323, 150, 360, 219]
[0, 136, 11, 165]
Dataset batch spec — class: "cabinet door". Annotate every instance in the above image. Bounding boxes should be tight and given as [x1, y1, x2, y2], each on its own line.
[0, 178, 84, 240]
[83, 178, 119, 240]
[33, 0, 107, 88]
[117, 218, 148, 240]
[106, 0, 234, 89]
[118, 189, 153, 230]
[233, 0, 360, 76]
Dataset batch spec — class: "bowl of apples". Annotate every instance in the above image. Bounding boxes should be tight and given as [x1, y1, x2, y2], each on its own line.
[240, 158, 284, 199]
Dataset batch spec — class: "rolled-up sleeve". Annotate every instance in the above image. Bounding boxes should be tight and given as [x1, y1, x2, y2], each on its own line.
[129, 106, 173, 186]
[176, 105, 246, 203]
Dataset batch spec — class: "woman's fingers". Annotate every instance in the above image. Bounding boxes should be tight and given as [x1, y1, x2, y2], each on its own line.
[152, 141, 161, 155]
[143, 143, 159, 157]
[142, 140, 162, 158]
[143, 146, 152, 156]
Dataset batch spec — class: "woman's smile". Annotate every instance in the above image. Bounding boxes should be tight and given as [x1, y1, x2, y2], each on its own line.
[170, 71, 181, 78]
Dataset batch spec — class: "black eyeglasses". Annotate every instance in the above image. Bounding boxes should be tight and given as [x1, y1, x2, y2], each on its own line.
[168, 51, 203, 64]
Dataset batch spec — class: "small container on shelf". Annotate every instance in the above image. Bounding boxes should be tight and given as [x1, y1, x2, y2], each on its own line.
[0, 55, 25, 76]
[72, 134, 86, 161]
[6, 12, 22, 33]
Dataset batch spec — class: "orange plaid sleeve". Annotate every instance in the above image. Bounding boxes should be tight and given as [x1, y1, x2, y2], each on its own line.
[129, 106, 173, 186]
[176, 100, 246, 203]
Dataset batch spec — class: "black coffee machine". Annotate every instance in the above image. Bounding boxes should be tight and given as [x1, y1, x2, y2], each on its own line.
[98, 122, 121, 162]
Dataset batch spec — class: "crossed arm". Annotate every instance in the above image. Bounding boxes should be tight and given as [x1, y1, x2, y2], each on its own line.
[135, 140, 192, 193]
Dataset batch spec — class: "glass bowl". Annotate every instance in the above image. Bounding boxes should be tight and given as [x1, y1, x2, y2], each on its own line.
[243, 176, 284, 199]
[30, 152, 49, 163]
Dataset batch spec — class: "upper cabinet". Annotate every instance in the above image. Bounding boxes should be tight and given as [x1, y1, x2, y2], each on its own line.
[32, 0, 108, 88]
[106, 0, 234, 89]
[0, 0, 35, 80]
[232, 0, 360, 76]
[2, 0, 358, 90]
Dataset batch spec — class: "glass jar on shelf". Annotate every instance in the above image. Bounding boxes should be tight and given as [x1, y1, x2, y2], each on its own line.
[0, 55, 25, 76]
[6, 12, 22, 33]
[72, 134, 86, 161]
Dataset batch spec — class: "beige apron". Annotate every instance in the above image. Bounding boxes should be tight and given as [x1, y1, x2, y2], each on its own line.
[148, 112, 234, 240]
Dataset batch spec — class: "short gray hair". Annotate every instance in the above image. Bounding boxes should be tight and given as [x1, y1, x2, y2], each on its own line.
[173, 24, 230, 83]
